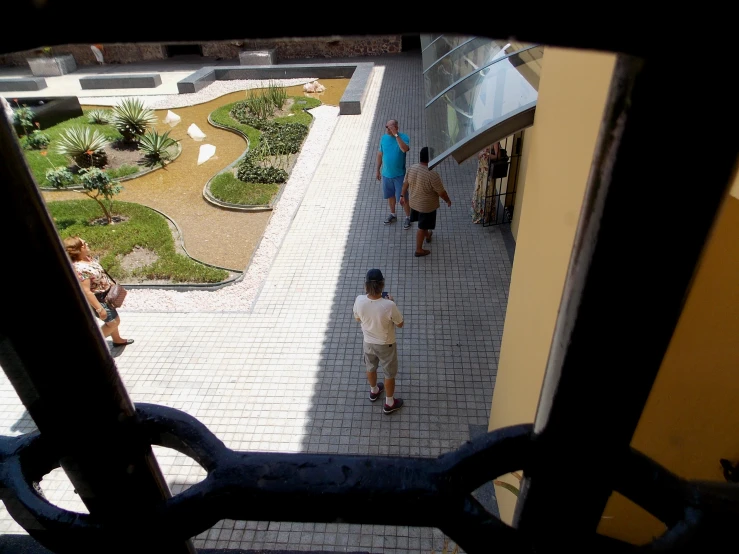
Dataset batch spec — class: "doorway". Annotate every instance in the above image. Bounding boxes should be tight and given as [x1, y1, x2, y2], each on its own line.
[165, 44, 203, 57]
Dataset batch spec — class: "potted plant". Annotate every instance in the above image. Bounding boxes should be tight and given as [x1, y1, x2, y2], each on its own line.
[26, 46, 77, 77]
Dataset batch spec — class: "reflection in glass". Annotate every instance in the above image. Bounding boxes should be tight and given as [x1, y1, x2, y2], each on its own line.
[420, 34, 442, 50]
[421, 34, 476, 72]
[426, 46, 543, 164]
[423, 38, 529, 102]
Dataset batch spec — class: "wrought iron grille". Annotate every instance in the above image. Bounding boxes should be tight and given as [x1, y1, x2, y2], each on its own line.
[482, 133, 522, 227]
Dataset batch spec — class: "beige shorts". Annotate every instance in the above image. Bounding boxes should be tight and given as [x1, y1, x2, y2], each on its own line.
[363, 341, 398, 379]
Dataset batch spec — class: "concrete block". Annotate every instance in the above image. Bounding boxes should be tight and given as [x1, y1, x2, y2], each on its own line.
[0, 77, 47, 92]
[239, 49, 277, 66]
[79, 74, 162, 90]
[27, 55, 77, 77]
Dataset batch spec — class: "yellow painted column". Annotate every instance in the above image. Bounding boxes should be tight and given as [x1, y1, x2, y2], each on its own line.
[488, 46, 617, 523]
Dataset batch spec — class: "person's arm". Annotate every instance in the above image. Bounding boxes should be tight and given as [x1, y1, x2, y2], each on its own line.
[80, 278, 107, 320]
[391, 304, 404, 328]
[395, 133, 410, 153]
[399, 173, 410, 205]
[376, 150, 383, 181]
[432, 175, 452, 207]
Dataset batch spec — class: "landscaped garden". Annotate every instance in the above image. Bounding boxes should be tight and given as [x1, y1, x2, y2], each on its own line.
[12, 98, 180, 188]
[50, 199, 229, 283]
[208, 83, 320, 206]
[10, 81, 322, 283]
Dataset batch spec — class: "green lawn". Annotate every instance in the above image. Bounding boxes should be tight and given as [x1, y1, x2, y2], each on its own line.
[49, 199, 229, 283]
[208, 95, 319, 205]
[20, 109, 123, 187]
[209, 172, 280, 205]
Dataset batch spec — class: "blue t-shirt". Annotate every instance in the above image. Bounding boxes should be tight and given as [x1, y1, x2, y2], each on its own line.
[378, 133, 410, 178]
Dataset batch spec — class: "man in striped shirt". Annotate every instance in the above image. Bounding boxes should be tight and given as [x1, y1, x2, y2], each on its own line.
[400, 147, 452, 257]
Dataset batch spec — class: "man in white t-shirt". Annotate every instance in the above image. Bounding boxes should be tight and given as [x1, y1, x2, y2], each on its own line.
[353, 268, 405, 414]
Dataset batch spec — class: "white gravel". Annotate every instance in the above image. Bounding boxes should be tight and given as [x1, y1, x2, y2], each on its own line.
[119, 92, 340, 313]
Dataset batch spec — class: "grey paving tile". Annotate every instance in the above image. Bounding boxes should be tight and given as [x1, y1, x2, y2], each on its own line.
[0, 50, 509, 554]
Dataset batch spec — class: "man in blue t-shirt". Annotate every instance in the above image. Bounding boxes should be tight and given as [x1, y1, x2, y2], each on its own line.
[376, 119, 411, 228]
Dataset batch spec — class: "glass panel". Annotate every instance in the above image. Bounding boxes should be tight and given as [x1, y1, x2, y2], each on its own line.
[421, 34, 476, 72]
[420, 34, 442, 51]
[424, 38, 538, 102]
[426, 46, 544, 163]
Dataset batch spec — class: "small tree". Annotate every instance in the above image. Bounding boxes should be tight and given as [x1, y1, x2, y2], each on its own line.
[78, 167, 122, 224]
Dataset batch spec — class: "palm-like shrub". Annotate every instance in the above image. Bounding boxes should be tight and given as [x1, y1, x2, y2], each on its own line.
[138, 130, 178, 167]
[111, 98, 157, 143]
[87, 109, 112, 124]
[54, 126, 109, 168]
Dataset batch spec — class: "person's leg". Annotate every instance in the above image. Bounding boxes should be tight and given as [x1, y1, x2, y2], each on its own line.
[382, 177, 397, 223]
[424, 211, 437, 244]
[99, 305, 128, 344]
[415, 214, 431, 256]
[416, 228, 426, 254]
[106, 316, 131, 344]
[391, 176, 405, 217]
[381, 345, 403, 413]
[101, 318, 119, 339]
[385, 377, 395, 398]
[364, 342, 384, 400]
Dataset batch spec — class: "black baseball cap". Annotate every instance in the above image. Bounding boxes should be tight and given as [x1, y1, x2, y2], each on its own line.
[365, 269, 384, 282]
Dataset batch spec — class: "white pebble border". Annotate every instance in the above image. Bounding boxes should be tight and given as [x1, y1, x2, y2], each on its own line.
[121, 100, 340, 313]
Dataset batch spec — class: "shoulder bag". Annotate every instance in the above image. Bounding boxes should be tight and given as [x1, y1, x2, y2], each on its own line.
[102, 268, 128, 308]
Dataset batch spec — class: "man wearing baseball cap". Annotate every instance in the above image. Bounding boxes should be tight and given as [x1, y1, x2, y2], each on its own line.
[353, 268, 405, 414]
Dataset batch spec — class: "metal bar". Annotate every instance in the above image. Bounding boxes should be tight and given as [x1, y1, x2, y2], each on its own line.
[0, 102, 194, 553]
[514, 50, 739, 547]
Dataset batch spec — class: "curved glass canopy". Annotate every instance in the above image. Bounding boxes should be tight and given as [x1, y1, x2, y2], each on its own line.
[422, 35, 543, 168]
[421, 34, 475, 72]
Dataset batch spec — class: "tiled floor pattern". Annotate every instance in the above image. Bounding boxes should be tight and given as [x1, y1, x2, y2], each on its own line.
[0, 51, 513, 553]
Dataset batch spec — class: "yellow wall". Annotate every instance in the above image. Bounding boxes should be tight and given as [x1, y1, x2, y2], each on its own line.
[488, 46, 617, 523]
[598, 169, 739, 543]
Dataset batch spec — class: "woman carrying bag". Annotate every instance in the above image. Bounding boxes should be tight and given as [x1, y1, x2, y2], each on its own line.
[63, 236, 134, 347]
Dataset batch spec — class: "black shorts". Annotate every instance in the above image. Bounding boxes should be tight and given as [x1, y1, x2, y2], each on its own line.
[409, 209, 437, 230]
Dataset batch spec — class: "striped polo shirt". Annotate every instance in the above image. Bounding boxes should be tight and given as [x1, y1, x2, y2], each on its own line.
[405, 163, 447, 213]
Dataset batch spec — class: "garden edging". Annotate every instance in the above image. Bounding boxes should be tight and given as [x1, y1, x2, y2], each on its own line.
[120, 203, 244, 291]
[202, 106, 315, 213]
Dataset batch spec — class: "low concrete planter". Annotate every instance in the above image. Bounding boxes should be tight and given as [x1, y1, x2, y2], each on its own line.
[26, 54, 77, 77]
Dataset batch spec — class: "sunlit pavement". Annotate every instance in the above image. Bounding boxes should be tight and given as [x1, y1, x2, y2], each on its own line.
[0, 51, 513, 553]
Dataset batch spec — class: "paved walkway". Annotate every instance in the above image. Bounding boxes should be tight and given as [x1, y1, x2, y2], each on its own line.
[0, 52, 513, 553]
